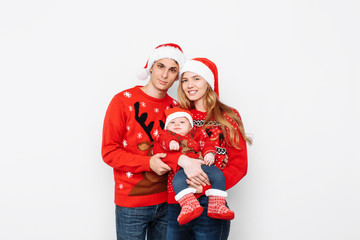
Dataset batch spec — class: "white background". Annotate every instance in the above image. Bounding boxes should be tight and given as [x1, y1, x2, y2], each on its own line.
[1, 0, 359, 239]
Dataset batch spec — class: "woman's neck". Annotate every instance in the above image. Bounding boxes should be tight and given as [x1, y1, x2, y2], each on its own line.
[194, 99, 207, 112]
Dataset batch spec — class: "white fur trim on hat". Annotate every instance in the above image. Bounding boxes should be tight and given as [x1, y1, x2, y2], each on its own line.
[138, 45, 185, 80]
[175, 188, 196, 201]
[137, 68, 150, 80]
[205, 189, 228, 197]
[180, 60, 214, 89]
[147, 46, 185, 70]
[164, 111, 193, 129]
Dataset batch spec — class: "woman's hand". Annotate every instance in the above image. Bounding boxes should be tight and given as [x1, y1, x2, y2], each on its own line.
[186, 179, 203, 194]
[222, 154, 229, 168]
[178, 155, 210, 186]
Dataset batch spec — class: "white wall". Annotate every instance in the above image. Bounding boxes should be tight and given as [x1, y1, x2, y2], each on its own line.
[1, 0, 359, 239]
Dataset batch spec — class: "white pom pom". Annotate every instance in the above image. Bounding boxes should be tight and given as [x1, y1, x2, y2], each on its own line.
[137, 68, 149, 80]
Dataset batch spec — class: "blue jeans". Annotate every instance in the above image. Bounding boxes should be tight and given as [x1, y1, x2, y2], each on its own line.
[167, 196, 231, 240]
[115, 203, 168, 240]
[173, 165, 226, 194]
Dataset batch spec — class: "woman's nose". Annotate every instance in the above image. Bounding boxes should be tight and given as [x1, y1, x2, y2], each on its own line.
[187, 79, 193, 88]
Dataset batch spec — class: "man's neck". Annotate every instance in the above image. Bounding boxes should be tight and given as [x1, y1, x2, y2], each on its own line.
[140, 84, 167, 99]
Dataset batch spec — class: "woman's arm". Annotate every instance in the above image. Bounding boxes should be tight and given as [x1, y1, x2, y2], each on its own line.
[222, 110, 248, 189]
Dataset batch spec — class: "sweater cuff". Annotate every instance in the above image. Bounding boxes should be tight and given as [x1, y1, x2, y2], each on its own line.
[144, 155, 152, 171]
[163, 152, 182, 172]
[205, 189, 228, 197]
[203, 150, 216, 157]
[174, 188, 196, 201]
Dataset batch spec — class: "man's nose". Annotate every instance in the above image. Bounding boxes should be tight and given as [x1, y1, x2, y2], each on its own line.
[162, 69, 168, 78]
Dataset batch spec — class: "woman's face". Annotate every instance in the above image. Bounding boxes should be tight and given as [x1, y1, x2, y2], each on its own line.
[181, 72, 208, 103]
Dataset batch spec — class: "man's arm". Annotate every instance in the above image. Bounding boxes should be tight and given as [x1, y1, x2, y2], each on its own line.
[102, 94, 163, 173]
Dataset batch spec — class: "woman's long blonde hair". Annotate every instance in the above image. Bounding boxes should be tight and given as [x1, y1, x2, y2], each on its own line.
[178, 83, 252, 148]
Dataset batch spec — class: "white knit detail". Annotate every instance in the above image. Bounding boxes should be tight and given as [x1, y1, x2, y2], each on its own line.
[180, 60, 214, 90]
[147, 46, 185, 71]
[165, 111, 193, 129]
[205, 189, 228, 197]
[175, 188, 196, 201]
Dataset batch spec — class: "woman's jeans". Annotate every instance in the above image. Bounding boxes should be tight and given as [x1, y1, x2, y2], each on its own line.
[167, 195, 231, 240]
[115, 202, 168, 240]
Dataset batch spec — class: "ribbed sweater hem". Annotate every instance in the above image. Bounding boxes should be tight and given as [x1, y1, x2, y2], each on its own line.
[115, 191, 167, 207]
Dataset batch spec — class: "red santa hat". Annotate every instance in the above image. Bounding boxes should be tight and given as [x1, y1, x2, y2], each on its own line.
[137, 43, 185, 80]
[164, 107, 193, 129]
[180, 57, 219, 96]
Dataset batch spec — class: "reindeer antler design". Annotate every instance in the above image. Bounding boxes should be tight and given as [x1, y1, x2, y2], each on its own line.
[134, 102, 154, 142]
[129, 102, 173, 196]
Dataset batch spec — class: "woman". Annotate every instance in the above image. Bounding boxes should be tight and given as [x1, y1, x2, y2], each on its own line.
[166, 58, 252, 240]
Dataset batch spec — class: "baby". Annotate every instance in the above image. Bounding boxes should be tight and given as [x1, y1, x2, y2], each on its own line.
[155, 107, 234, 225]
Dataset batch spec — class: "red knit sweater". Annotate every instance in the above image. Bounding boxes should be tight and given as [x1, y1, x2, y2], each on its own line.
[166, 109, 248, 204]
[102, 86, 179, 207]
[154, 128, 216, 160]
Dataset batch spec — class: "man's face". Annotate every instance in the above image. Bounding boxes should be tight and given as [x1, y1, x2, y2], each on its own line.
[166, 117, 192, 136]
[149, 58, 179, 92]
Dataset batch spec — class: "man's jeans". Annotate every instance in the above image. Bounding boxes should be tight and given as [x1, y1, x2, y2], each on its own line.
[115, 202, 168, 240]
[167, 195, 231, 240]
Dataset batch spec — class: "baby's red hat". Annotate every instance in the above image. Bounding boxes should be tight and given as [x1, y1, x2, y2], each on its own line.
[164, 107, 193, 129]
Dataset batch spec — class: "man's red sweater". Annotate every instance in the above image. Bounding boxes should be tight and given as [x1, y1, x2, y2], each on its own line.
[102, 86, 179, 207]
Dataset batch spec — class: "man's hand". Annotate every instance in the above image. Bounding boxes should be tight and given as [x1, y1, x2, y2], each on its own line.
[186, 179, 203, 194]
[150, 153, 171, 175]
[169, 140, 180, 151]
[178, 155, 210, 186]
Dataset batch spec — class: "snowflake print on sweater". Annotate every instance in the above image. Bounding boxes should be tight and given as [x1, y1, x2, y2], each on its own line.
[102, 86, 179, 207]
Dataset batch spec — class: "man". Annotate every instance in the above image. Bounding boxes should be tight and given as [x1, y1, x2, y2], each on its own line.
[102, 43, 207, 240]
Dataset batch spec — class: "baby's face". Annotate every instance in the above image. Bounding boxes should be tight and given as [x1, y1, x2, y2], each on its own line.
[166, 117, 192, 136]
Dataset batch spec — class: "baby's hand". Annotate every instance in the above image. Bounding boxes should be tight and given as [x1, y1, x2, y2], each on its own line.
[204, 153, 215, 166]
[169, 140, 180, 151]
